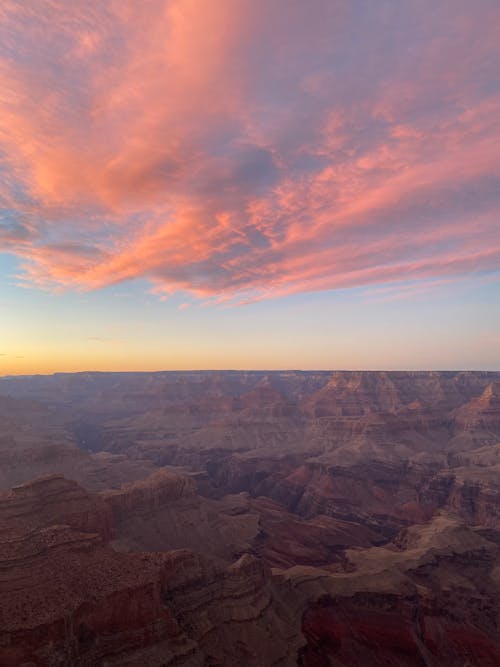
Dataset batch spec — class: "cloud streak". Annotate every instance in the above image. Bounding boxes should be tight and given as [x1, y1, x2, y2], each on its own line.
[1, 0, 500, 302]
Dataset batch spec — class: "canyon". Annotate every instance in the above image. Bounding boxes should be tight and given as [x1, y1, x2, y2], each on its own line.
[1, 370, 500, 665]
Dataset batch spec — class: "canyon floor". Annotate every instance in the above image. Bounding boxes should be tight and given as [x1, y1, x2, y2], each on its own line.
[1, 370, 500, 666]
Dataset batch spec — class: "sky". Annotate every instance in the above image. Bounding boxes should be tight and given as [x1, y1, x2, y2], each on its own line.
[1, 0, 500, 374]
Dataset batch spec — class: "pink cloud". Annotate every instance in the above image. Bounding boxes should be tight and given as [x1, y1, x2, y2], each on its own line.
[1, 0, 500, 302]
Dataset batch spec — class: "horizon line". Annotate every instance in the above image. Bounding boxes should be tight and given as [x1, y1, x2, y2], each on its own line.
[2, 368, 500, 379]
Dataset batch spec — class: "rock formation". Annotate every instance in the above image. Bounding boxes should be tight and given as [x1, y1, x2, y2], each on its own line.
[0, 475, 303, 666]
[1, 370, 500, 664]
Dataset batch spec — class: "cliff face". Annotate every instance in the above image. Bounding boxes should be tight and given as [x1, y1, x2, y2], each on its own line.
[0, 475, 304, 667]
[0, 474, 111, 540]
[3, 477, 500, 666]
[0, 533, 194, 667]
[299, 590, 500, 667]
[2, 371, 500, 665]
[161, 550, 304, 667]
[292, 515, 500, 667]
[5, 370, 499, 520]
[100, 469, 197, 523]
[0, 475, 187, 667]
[56, 370, 500, 528]
[453, 382, 500, 431]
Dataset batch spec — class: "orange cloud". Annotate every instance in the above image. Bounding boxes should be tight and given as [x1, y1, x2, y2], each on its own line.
[1, 0, 500, 302]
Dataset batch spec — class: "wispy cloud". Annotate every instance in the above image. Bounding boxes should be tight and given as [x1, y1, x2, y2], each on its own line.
[362, 278, 458, 304]
[1, 1, 500, 302]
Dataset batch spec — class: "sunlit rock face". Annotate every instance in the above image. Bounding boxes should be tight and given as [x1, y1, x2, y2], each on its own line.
[1, 370, 500, 665]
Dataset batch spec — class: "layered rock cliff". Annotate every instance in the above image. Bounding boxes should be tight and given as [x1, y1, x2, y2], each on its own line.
[2, 371, 500, 665]
[3, 476, 500, 665]
[0, 475, 305, 666]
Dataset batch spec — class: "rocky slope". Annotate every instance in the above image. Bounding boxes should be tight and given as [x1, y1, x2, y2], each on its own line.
[0, 474, 304, 666]
[3, 474, 500, 666]
[293, 514, 500, 666]
[2, 370, 500, 664]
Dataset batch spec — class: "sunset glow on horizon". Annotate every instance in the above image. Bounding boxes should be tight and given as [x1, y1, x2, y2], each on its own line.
[1, 1, 500, 374]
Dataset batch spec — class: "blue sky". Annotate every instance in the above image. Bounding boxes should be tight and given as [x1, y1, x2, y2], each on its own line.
[1, 1, 500, 373]
[2, 252, 499, 373]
